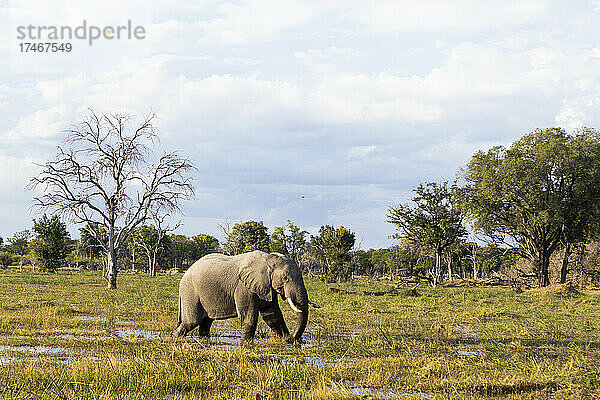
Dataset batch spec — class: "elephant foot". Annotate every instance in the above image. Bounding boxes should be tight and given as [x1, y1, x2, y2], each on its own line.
[173, 326, 185, 338]
[173, 322, 195, 338]
[285, 335, 303, 346]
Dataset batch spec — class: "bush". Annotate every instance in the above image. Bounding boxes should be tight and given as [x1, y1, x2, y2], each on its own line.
[0, 252, 13, 268]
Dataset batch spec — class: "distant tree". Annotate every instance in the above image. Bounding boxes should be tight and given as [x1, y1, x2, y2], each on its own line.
[387, 181, 467, 285]
[223, 220, 270, 255]
[0, 236, 3, 249]
[0, 252, 12, 268]
[133, 217, 173, 277]
[462, 128, 600, 286]
[79, 223, 107, 270]
[190, 233, 220, 260]
[395, 239, 425, 277]
[353, 249, 374, 276]
[31, 214, 73, 272]
[28, 110, 194, 288]
[476, 244, 518, 277]
[271, 220, 308, 264]
[309, 225, 355, 282]
[167, 234, 194, 270]
[7, 230, 31, 272]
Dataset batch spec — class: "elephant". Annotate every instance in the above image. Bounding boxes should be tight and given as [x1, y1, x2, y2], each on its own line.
[173, 250, 313, 342]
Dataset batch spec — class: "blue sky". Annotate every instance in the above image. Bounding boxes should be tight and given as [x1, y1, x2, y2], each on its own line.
[1, 1, 600, 248]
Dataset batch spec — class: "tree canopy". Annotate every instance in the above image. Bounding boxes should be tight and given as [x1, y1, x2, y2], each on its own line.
[271, 220, 308, 264]
[461, 127, 600, 286]
[31, 214, 73, 272]
[223, 220, 270, 255]
[309, 225, 356, 282]
[387, 181, 466, 285]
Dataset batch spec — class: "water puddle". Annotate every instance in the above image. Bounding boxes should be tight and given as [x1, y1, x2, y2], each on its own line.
[108, 328, 160, 340]
[455, 325, 478, 338]
[210, 332, 241, 350]
[457, 349, 486, 356]
[0, 345, 70, 355]
[73, 315, 133, 325]
[54, 333, 100, 341]
[324, 386, 432, 399]
[280, 355, 357, 366]
[0, 344, 76, 365]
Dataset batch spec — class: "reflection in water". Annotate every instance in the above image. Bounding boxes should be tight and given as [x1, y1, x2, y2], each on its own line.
[457, 349, 486, 356]
[324, 385, 433, 399]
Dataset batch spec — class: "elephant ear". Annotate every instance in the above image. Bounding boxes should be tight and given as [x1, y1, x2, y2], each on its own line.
[238, 251, 273, 302]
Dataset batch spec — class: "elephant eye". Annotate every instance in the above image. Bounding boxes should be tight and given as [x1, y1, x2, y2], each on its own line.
[282, 275, 288, 282]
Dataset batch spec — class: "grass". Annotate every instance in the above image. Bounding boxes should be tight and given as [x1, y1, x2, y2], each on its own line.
[0, 270, 599, 399]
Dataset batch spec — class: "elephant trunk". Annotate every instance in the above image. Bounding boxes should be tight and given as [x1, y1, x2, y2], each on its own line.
[289, 286, 308, 340]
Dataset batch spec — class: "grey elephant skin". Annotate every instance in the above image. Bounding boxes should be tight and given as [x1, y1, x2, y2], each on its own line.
[173, 250, 309, 342]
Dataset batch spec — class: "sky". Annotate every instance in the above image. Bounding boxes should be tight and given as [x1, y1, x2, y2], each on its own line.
[1, 1, 600, 248]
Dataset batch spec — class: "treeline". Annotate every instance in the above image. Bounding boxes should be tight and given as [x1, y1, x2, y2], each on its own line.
[4, 121, 600, 288]
[0, 216, 535, 284]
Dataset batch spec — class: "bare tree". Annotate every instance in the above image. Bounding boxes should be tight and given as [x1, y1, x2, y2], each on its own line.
[133, 213, 179, 277]
[28, 110, 194, 288]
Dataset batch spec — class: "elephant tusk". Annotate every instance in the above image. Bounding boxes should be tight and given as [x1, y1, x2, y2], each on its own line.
[308, 300, 321, 309]
[287, 297, 302, 313]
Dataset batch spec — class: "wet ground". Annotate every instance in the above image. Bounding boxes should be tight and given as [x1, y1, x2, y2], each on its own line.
[0, 315, 487, 398]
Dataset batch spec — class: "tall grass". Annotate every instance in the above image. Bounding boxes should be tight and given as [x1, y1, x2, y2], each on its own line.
[0, 270, 598, 399]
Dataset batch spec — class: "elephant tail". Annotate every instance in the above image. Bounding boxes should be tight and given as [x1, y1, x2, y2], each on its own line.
[177, 295, 182, 326]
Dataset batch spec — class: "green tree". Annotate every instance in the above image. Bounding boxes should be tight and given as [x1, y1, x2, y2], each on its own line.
[476, 244, 518, 277]
[133, 225, 169, 277]
[353, 249, 375, 276]
[79, 223, 107, 269]
[31, 214, 73, 272]
[270, 220, 308, 265]
[167, 234, 194, 270]
[0, 252, 12, 268]
[223, 220, 270, 255]
[7, 230, 31, 271]
[309, 225, 355, 282]
[462, 128, 600, 286]
[190, 233, 220, 260]
[387, 181, 467, 285]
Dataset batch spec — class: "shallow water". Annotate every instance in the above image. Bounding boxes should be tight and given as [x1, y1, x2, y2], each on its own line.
[280, 355, 357, 366]
[457, 349, 486, 356]
[326, 385, 433, 399]
[73, 315, 133, 325]
[455, 325, 478, 337]
[109, 328, 161, 340]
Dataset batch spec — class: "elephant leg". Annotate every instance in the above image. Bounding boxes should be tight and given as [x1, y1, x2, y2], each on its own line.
[239, 307, 259, 343]
[198, 317, 214, 337]
[260, 304, 290, 337]
[173, 296, 206, 337]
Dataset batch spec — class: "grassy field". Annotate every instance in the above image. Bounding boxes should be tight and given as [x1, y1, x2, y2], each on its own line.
[0, 270, 599, 399]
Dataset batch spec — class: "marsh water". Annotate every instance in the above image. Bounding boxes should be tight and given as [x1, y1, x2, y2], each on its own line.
[0, 314, 484, 363]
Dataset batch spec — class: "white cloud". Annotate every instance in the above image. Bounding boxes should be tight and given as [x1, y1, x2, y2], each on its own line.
[2, 1, 600, 247]
[347, 145, 376, 160]
[3, 105, 71, 143]
[346, 0, 551, 34]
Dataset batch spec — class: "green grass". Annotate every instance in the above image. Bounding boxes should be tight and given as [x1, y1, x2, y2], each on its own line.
[0, 270, 599, 399]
